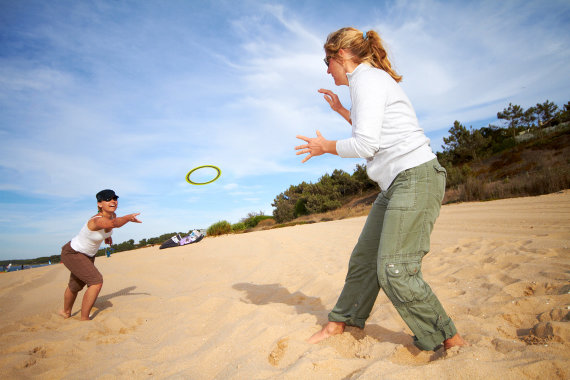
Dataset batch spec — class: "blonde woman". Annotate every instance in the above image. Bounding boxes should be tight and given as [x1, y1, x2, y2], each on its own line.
[59, 189, 141, 320]
[296, 27, 466, 351]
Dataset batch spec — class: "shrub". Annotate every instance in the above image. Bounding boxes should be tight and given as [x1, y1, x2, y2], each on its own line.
[459, 177, 487, 202]
[241, 212, 274, 228]
[352, 164, 378, 190]
[330, 169, 360, 196]
[520, 167, 570, 196]
[272, 194, 296, 223]
[305, 192, 342, 214]
[207, 220, 232, 236]
[255, 216, 273, 227]
[445, 164, 472, 188]
[256, 218, 276, 228]
[294, 198, 308, 217]
[231, 222, 246, 232]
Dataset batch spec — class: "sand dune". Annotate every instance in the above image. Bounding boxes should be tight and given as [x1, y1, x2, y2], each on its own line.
[0, 191, 568, 379]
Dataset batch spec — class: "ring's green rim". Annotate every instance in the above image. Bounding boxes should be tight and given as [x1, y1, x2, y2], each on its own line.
[186, 165, 221, 185]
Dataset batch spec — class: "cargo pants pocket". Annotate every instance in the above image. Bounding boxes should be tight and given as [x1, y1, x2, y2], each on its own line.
[384, 261, 428, 304]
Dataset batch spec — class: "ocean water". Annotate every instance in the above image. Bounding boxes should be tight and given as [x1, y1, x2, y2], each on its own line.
[2, 263, 53, 272]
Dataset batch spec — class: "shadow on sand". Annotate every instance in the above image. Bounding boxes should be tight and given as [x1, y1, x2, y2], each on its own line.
[233, 282, 329, 324]
[87, 286, 150, 319]
[232, 282, 424, 357]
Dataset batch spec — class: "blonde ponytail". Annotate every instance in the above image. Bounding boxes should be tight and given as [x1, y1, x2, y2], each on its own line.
[324, 27, 402, 83]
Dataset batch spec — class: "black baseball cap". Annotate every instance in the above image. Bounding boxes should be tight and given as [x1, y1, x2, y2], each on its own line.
[96, 189, 119, 202]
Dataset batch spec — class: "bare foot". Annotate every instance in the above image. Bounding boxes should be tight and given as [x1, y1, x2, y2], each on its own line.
[444, 333, 468, 349]
[58, 310, 71, 319]
[307, 322, 345, 344]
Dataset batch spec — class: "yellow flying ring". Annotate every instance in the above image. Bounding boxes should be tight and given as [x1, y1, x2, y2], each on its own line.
[186, 165, 221, 185]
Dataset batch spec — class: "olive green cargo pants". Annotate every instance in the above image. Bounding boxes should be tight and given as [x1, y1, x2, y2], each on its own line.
[328, 158, 457, 351]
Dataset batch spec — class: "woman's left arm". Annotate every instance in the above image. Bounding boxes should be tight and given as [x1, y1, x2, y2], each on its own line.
[88, 213, 142, 231]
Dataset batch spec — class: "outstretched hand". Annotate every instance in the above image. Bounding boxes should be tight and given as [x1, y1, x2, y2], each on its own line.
[318, 89, 351, 124]
[127, 213, 142, 223]
[295, 130, 336, 163]
[318, 89, 342, 112]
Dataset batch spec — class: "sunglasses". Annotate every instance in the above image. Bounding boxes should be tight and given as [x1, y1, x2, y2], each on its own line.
[323, 55, 332, 67]
[101, 196, 118, 202]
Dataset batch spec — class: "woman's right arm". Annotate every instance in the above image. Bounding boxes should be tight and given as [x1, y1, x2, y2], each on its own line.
[88, 213, 142, 231]
[318, 89, 351, 124]
[335, 72, 387, 159]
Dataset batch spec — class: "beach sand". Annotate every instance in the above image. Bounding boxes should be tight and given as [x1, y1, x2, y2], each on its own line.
[0, 191, 568, 379]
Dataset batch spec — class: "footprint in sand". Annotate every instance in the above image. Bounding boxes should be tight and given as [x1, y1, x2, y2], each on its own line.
[23, 345, 47, 368]
[492, 338, 526, 354]
[82, 316, 142, 344]
[318, 328, 402, 361]
[389, 344, 440, 365]
[268, 338, 288, 366]
[538, 307, 570, 323]
[522, 282, 564, 297]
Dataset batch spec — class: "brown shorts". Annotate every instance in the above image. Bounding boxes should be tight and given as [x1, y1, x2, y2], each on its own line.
[61, 242, 103, 293]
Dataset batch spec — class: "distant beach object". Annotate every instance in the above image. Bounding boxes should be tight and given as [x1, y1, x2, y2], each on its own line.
[159, 230, 205, 249]
[186, 165, 221, 185]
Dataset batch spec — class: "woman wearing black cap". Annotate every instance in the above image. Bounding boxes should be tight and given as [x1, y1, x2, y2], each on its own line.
[59, 189, 141, 321]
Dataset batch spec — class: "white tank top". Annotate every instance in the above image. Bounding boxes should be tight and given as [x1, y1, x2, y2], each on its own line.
[70, 216, 113, 257]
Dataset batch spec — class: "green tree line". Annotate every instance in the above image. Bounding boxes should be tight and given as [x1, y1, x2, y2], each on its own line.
[437, 99, 569, 187]
[439, 99, 568, 165]
[271, 165, 379, 223]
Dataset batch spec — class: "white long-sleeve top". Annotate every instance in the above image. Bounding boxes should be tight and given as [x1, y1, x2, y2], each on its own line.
[335, 63, 435, 190]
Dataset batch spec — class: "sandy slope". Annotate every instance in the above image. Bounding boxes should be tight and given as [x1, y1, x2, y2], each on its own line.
[0, 191, 568, 379]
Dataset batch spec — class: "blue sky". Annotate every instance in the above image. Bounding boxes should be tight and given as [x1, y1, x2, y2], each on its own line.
[1, 0, 569, 260]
